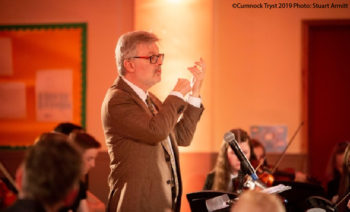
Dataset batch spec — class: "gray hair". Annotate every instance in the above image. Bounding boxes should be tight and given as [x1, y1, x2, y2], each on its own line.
[115, 31, 159, 76]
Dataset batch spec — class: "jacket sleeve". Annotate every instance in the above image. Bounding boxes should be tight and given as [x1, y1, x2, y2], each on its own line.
[173, 103, 204, 147]
[105, 89, 188, 145]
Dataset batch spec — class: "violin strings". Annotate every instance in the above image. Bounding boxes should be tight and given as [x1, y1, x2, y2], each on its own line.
[334, 190, 350, 209]
[255, 157, 266, 172]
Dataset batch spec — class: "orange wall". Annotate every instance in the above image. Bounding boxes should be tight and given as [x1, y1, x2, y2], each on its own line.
[1, 1, 350, 211]
[2, 0, 349, 153]
[134, 0, 214, 152]
[134, 0, 350, 155]
[212, 0, 350, 154]
[133, 3, 350, 210]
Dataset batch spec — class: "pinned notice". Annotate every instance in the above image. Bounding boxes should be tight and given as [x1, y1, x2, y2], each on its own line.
[0, 82, 26, 119]
[36, 70, 73, 122]
[0, 37, 13, 76]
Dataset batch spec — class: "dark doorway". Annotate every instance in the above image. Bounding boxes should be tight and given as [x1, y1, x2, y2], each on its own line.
[303, 20, 350, 184]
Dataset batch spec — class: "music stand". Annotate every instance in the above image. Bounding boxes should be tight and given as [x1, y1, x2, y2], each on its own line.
[273, 181, 326, 212]
[186, 190, 237, 212]
[305, 196, 336, 212]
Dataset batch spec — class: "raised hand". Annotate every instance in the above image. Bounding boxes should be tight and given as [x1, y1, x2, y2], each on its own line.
[172, 78, 192, 96]
[187, 58, 206, 97]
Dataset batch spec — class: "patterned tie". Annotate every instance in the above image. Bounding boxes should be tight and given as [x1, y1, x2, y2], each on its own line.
[146, 95, 158, 115]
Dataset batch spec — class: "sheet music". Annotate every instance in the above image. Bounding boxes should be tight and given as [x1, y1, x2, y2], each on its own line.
[262, 184, 292, 194]
[206, 194, 232, 212]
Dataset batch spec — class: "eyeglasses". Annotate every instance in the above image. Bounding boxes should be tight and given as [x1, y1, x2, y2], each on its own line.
[129, 54, 164, 64]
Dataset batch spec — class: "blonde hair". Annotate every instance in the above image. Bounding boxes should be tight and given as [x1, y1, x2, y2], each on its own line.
[231, 190, 285, 212]
[337, 143, 350, 211]
[212, 141, 232, 191]
[212, 128, 253, 192]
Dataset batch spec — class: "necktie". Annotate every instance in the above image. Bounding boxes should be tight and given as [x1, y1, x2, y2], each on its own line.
[146, 96, 158, 115]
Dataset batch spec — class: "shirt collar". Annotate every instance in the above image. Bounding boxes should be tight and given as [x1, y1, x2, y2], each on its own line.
[121, 76, 148, 103]
[230, 173, 238, 179]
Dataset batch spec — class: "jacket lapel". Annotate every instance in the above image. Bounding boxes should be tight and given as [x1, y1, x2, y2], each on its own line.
[113, 77, 175, 157]
[113, 77, 153, 117]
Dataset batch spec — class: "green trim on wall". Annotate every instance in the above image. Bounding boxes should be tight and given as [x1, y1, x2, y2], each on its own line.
[0, 23, 86, 31]
[0, 146, 28, 150]
[80, 23, 87, 129]
[0, 22, 87, 136]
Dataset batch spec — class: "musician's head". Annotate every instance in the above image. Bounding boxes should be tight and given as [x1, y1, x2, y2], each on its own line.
[251, 138, 267, 166]
[326, 141, 349, 180]
[231, 190, 285, 212]
[68, 132, 101, 175]
[344, 142, 350, 174]
[335, 142, 350, 212]
[211, 129, 257, 192]
[53, 122, 84, 135]
[224, 128, 254, 174]
[22, 133, 82, 210]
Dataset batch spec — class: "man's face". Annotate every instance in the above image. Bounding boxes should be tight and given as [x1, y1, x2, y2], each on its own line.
[82, 148, 98, 175]
[130, 42, 162, 90]
[227, 142, 251, 174]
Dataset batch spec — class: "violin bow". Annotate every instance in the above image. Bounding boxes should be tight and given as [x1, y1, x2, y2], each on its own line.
[0, 161, 18, 191]
[254, 158, 266, 172]
[271, 121, 304, 174]
[334, 191, 350, 210]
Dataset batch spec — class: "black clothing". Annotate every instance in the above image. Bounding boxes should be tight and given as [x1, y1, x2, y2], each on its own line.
[203, 171, 245, 194]
[203, 172, 215, 190]
[59, 181, 87, 212]
[3, 199, 46, 212]
[326, 175, 341, 200]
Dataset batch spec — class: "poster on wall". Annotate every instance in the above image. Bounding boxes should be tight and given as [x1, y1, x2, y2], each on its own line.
[36, 70, 73, 122]
[250, 125, 288, 153]
[0, 23, 87, 147]
[0, 82, 26, 119]
[0, 37, 13, 76]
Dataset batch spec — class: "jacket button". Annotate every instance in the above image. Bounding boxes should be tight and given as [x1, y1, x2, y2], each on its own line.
[166, 180, 171, 184]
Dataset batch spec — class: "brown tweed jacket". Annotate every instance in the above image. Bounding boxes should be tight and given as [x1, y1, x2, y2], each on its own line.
[101, 77, 204, 212]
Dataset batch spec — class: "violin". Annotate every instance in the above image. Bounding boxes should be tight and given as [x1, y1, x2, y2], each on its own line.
[0, 162, 18, 209]
[257, 168, 275, 187]
[0, 179, 17, 209]
[252, 122, 307, 187]
[254, 163, 305, 186]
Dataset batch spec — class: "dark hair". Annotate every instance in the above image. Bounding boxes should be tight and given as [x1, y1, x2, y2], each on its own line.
[251, 138, 265, 151]
[23, 133, 82, 206]
[53, 122, 83, 135]
[250, 138, 267, 165]
[325, 141, 349, 181]
[68, 132, 101, 152]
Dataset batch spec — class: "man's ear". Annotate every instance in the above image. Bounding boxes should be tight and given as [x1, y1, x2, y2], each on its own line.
[123, 59, 135, 73]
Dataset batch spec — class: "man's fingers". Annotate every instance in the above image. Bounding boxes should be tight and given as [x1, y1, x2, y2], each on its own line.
[187, 67, 201, 78]
[173, 78, 191, 96]
[177, 78, 191, 85]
